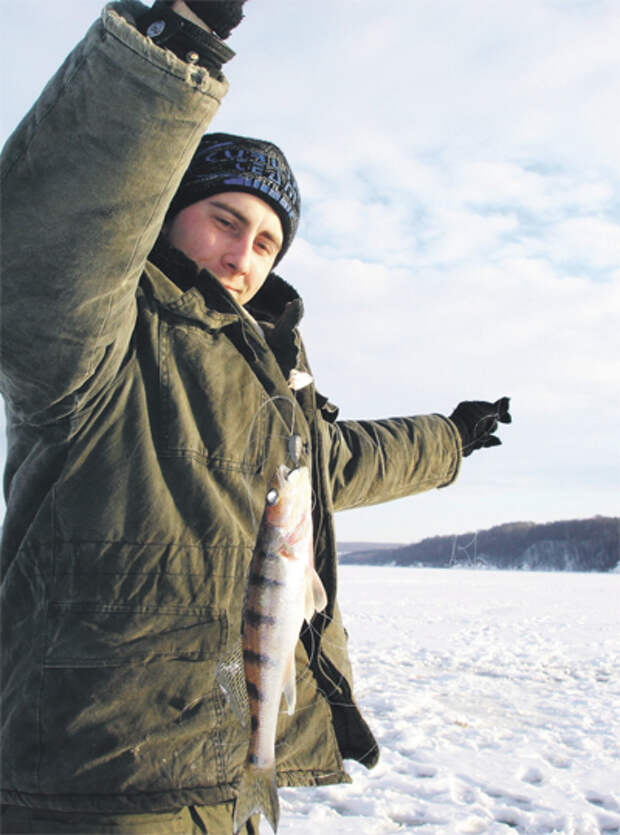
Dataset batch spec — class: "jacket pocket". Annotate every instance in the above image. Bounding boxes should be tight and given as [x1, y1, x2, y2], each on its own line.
[44, 602, 228, 668]
[38, 601, 232, 794]
[158, 319, 267, 473]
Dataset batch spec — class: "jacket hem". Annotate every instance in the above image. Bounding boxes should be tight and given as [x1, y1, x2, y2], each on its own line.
[1, 769, 351, 813]
[0, 785, 234, 815]
[277, 768, 352, 788]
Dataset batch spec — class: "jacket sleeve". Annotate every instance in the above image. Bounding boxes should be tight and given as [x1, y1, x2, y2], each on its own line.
[321, 410, 462, 512]
[0, 2, 228, 423]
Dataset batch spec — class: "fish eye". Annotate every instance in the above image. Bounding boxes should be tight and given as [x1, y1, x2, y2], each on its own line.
[266, 488, 279, 506]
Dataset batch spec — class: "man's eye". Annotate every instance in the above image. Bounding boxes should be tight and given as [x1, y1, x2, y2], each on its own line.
[256, 239, 273, 255]
[216, 216, 233, 228]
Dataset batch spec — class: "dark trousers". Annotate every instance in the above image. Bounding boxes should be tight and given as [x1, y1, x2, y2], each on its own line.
[0, 803, 260, 834]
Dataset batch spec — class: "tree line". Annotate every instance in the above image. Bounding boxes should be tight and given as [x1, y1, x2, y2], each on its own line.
[338, 516, 620, 572]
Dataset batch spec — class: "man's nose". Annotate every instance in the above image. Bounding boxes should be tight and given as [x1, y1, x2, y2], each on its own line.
[225, 234, 253, 274]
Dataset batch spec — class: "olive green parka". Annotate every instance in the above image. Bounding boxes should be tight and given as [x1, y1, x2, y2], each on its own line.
[0, 1, 461, 813]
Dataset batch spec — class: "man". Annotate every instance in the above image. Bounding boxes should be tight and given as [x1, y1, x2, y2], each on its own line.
[0, 2, 510, 832]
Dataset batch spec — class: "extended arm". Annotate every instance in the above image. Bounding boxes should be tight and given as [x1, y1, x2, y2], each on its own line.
[323, 412, 462, 512]
[320, 397, 512, 511]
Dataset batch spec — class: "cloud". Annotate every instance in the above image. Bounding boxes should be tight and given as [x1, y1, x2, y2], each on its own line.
[543, 217, 620, 272]
[288, 228, 620, 533]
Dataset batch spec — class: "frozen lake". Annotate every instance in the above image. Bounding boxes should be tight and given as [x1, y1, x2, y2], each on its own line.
[279, 566, 620, 834]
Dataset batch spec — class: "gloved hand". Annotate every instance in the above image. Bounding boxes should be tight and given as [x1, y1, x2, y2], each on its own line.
[140, 3, 236, 72]
[449, 397, 512, 457]
[184, 1, 247, 38]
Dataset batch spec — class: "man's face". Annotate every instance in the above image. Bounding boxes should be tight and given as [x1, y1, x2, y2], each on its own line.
[166, 191, 283, 306]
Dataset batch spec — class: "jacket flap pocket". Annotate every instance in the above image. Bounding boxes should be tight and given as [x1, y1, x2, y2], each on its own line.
[44, 602, 228, 668]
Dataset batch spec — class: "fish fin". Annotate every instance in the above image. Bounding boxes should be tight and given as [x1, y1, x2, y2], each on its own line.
[304, 568, 328, 621]
[234, 764, 279, 834]
[304, 575, 315, 622]
[215, 645, 249, 728]
[312, 568, 328, 613]
[288, 368, 313, 391]
[282, 650, 297, 716]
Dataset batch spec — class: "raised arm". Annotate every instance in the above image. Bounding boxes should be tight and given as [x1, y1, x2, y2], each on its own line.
[0, 2, 231, 422]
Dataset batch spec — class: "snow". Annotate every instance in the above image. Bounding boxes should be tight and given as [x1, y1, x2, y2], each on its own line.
[278, 567, 620, 834]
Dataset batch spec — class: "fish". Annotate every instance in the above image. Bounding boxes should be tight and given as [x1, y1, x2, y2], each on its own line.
[220, 463, 328, 834]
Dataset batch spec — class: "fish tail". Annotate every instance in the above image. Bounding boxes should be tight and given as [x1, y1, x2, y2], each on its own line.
[233, 762, 279, 834]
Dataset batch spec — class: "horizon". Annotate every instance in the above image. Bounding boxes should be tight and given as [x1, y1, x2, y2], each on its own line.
[337, 511, 619, 548]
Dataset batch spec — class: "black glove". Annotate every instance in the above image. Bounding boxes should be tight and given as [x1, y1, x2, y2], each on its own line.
[449, 397, 512, 457]
[185, 1, 247, 39]
[138, 3, 235, 73]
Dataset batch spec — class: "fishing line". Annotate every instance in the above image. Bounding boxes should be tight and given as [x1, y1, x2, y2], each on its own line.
[229, 331, 388, 761]
[215, 305, 387, 771]
[269, 603, 383, 773]
[240, 391, 301, 531]
[219, 289, 305, 526]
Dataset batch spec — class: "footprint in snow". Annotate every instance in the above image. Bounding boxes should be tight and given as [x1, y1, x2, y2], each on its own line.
[451, 784, 476, 805]
[456, 817, 487, 834]
[518, 766, 544, 785]
[587, 792, 620, 812]
[492, 805, 532, 830]
[543, 751, 571, 769]
[484, 787, 533, 810]
[413, 764, 438, 779]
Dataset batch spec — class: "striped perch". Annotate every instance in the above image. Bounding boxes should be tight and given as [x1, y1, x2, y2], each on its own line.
[233, 464, 328, 834]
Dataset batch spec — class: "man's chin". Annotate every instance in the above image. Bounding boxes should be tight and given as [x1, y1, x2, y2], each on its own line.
[219, 283, 246, 305]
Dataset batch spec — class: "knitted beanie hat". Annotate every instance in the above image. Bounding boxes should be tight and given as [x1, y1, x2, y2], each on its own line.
[167, 133, 301, 263]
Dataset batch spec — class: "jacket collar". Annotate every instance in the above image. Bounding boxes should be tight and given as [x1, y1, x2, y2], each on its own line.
[145, 234, 304, 332]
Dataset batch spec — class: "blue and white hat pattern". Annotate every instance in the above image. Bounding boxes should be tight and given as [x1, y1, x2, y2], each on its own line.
[168, 133, 300, 262]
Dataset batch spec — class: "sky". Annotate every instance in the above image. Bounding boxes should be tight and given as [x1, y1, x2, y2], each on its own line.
[1, 0, 619, 543]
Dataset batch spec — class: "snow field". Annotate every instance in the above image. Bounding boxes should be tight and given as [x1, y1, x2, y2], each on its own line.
[278, 567, 620, 834]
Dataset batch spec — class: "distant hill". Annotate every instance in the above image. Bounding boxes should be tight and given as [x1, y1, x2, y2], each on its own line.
[338, 541, 402, 556]
[338, 516, 619, 572]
